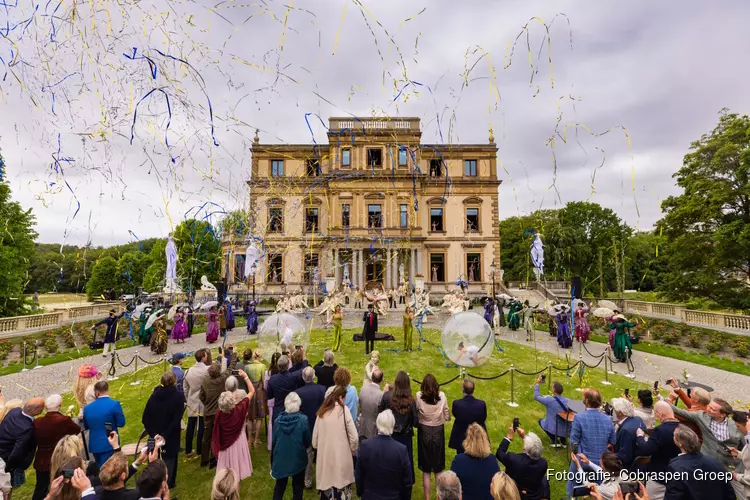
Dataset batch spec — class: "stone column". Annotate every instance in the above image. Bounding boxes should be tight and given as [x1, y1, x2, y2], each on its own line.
[334, 249, 340, 287]
[359, 249, 365, 285]
[416, 248, 422, 276]
[385, 248, 391, 287]
[393, 251, 399, 288]
[409, 249, 416, 285]
[352, 250, 358, 287]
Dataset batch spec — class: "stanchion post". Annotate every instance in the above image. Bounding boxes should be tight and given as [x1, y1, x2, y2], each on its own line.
[21, 342, 29, 372]
[109, 352, 119, 381]
[130, 351, 142, 386]
[601, 348, 612, 385]
[547, 363, 552, 391]
[34, 341, 41, 369]
[162, 356, 167, 373]
[506, 365, 519, 407]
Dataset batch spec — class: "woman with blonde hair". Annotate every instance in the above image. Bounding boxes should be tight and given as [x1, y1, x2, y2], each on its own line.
[49, 435, 85, 485]
[449, 423, 499, 500]
[212, 371, 255, 480]
[490, 471, 521, 500]
[0, 399, 23, 424]
[211, 468, 240, 500]
[72, 365, 102, 413]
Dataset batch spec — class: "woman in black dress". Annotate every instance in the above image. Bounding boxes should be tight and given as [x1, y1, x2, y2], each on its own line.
[378, 370, 418, 499]
[415, 374, 451, 500]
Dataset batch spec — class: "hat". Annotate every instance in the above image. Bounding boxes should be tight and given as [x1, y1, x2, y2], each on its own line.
[614, 314, 627, 321]
[109, 309, 116, 314]
[78, 365, 99, 378]
[169, 353, 186, 364]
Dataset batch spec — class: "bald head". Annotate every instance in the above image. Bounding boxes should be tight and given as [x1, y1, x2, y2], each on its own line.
[23, 397, 45, 417]
[654, 401, 674, 421]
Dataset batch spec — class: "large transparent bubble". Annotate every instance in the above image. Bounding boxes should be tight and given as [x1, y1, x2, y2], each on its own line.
[442, 311, 494, 367]
[257, 313, 309, 362]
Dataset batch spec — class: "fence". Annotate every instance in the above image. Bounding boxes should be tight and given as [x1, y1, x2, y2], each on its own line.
[0, 303, 124, 339]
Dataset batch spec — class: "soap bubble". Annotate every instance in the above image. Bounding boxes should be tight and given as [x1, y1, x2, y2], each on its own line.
[257, 313, 308, 361]
[441, 311, 494, 367]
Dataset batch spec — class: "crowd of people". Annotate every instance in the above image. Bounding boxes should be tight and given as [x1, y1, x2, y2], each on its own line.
[0, 333, 747, 500]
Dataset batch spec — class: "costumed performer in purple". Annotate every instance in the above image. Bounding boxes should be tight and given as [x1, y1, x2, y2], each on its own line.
[556, 308, 572, 349]
[574, 302, 591, 343]
[245, 300, 259, 335]
[171, 308, 188, 343]
[206, 305, 220, 343]
[483, 297, 495, 328]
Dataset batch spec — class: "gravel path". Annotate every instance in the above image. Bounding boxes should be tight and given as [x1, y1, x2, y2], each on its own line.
[2, 309, 747, 405]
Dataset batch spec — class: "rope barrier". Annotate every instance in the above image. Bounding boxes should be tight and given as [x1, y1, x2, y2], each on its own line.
[137, 355, 165, 365]
[108, 353, 117, 377]
[22, 342, 37, 368]
[117, 353, 136, 368]
[466, 369, 511, 381]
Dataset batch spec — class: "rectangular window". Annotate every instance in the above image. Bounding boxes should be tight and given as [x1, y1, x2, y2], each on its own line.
[464, 159, 477, 177]
[342, 149, 351, 167]
[430, 254, 445, 282]
[430, 208, 444, 232]
[306, 159, 320, 176]
[466, 253, 481, 282]
[430, 159, 443, 177]
[304, 253, 319, 284]
[268, 254, 283, 283]
[342, 204, 350, 228]
[466, 208, 479, 232]
[367, 148, 383, 168]
[368, 204, 382, 228]
[233, 255, 246, 283]
[305, 208, 319, 233]
[399, 204, 408, 228]
[268, 207, 283, 233]
[271, 159, 284, 177]
[398, 147, 408, 166]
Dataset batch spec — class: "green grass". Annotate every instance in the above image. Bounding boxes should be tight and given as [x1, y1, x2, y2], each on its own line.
[12, 326, 647, 500]
[26, 293, 89, 306]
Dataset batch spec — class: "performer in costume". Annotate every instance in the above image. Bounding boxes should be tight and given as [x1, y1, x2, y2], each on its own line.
[483, 298, 495, 328]
[456, 342, 488, 366]
[91, 309, 125, 357]
[547, 314, 557, 337]
[150, 315, 168, 354]
[186, 305, 194, 337]
[331, 305, 343, 351]
[508, 301, 522, 331]
[522, 301, 536, 341]
[403, 306, 414, 352]
[245, 300, 259, 335]
[574, 302, 591, 342]
[556, 310, 572, 349]
[497, 297, 507, 327]
[225, 300, 235, 331]
[606, 310, 621, 348]
[138, 308, 153, 346]
[609, 314, 637, 362]
[206, 306, 220, 343]
[364, 351, 380, 385]
[362, 304, 378, 354]
[171, 309, 188, 343]
[218, 304, 228, 340]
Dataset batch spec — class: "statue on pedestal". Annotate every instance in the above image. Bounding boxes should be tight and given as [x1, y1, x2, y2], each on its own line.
[200, 275, 217, 291]
[531, 233, 545, 282]
[163, 234, 182, 293]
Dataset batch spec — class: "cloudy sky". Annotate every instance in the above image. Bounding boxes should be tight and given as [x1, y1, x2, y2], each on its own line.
[1, 0, 748, 247]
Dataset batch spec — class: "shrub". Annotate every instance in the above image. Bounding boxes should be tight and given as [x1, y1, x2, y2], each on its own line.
[43, 331, 59, 354]
[733, 339, 749, 358]
[687, 334, 702, 348]
[661, 330, 681, 345]
[0, 340, 11, 360]
[60, 328, 76, 348]
[705, 334, 725, 354]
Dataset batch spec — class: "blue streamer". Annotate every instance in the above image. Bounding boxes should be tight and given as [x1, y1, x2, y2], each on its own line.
[130, 88, 175, 163]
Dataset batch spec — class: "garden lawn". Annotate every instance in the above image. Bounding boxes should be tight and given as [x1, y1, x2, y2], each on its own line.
[13, 326, 648, 500]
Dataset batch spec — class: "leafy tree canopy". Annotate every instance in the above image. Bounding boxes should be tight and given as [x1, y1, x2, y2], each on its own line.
[173, 219, 222, 293]
[85, 256, 118, 299]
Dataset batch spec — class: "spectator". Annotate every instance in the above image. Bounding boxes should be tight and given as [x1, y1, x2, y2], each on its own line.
[533, 376, 570, 446]
[436, 470, 461, 500]
[32, 394, 81, 500]
[495, 425, 549, 500]
[183, 348, 210, 457]
[571, 451, 624, 500]
[633, 389, 656, 430]
[634, 401, 681, 500]
[729, 425, 749, 500]
[0, 399, 22, 424]
[0, 397, 44, 492]
[416, 374, 450, 500]
[291, 348, 306, 372]
[355, 409, 413, 499]
[733, 410, 749, 447]
[490, 471, 521, 500]
[267, 352, 309, 415]
[199, 349, 237, 468]
[211, 468, 239, 500]
[50, 456, 96, 500]
[83, 382, 126, 466]
[450, 423, 499, 500]
[272, 392, 311, 500]
[312, 386, 359, 499]
[265, 352, 282, 452]
[169, 353, 186, 396]
[448, 379, 487, 454]
[236, 350, 252, 393]
[136, 461, 170, 500]
[142, 371, 185, 489]
[294, 366, 325, 489]
[49, 435, 84, 490]
[670, 396, 744, 470]
[95, 440, 153, 500]
[243, 349, 267, 448]
[568, 388, 615, 497]
[665, 424, 735, 500]
[326, 367, 359, 426]
[314, 350, 338, 388]
[667, 379, 710, 442]
[212, 371, 255, 480]
[378, 371, 418, 498]
[364, 351, 380, 386]
[612, 397, 647, 469]
[358, 369, 385, 441]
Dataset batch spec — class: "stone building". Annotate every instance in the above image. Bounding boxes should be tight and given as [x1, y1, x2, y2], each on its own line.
[222, 117, 502, 297]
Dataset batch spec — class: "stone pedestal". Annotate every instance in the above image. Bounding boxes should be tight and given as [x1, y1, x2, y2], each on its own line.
[325, 276, 336, 295]
[415, 276, 425, 292]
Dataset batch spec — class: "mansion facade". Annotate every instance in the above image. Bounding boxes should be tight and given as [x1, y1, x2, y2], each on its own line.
[222, 117, 502, 296]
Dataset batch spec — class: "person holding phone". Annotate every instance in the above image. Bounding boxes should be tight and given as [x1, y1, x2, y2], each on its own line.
[82, 381, 126, 466]
[495, 423, 549, 500]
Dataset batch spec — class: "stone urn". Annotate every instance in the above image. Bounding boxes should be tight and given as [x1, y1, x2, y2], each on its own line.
[325, 276, 336, 294]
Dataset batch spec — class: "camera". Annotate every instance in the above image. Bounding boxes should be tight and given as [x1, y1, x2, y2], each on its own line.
[231, 369, 240, 376]
[540, 374, 546, 383]
[666, 378, 674, 385]
[513, 417, 520, 431]
[603, 402, 614, 416]
[62, 469, 75, 479]
[624, 388, 630, 397]
[147, 438, 156, 453]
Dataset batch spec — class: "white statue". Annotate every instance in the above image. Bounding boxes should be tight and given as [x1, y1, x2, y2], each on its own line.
[398, 262, 405, 284]
[318, 291, 345, 325]
[200, 275, 217, 291]
[343, 265, 350, 285]
[413, 289, 435, 323]
[530, 233, 544, 281]
[441, 289, 469, 315]
[163, 234, 182, 293]
[244, 243, 262, 278]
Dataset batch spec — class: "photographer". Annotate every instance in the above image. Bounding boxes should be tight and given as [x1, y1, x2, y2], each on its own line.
[533, 375, 570, 446]
[495, 423, 548, 500]
[571, 451, 624, 500]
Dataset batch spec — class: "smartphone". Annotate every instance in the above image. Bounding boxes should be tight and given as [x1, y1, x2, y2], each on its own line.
[62, 469, 75, 479]
[513, 417, 520, 431]
[620, 482, 639, 495]
[571, 485, 591, 497]
[231, 369, 240, 376]
[147, 438, 156, 453]
[653, 380, 659, 391]
[295, 345, 302, 350]
[666, 378, 674, 385]
[540, 374, 546, 383]
[624, 388, 630, 397]
[104, 422, 113, 434]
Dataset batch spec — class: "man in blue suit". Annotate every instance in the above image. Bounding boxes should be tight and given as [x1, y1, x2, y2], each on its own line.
[665, 424, 736, 500]
[83, 381, 126, 465]
[612, 397, 647, 469]
[0, 398, 45, 491]
[568, 388, 615, 497]
[533, 376, 570, 446]
[355, 409, 413, 500]
[448, 379, 487, 454]
[635, 401, 681, 500]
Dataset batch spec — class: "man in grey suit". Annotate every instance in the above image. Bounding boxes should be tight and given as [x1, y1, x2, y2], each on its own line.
[358, 368, 385, 440]
[670, 396, 743, 470]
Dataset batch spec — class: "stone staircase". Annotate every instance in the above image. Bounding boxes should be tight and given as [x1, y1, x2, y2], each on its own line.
[506, 287, 547, 305]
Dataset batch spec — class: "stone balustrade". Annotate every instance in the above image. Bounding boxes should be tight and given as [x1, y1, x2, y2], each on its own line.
[0, 303, 124, 339]
[619, 300, 749, 335]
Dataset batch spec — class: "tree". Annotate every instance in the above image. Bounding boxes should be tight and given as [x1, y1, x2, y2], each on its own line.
[143, 261, 166, 292]
[624, 231, 668, 292]
[174, 219, 222, 292]
[0, 150, 38, 316]
[217, 209, 253, 239]
[86, 256, 118, 299]
[658, 111, 750, 310]
[117, 251, 150, 292]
